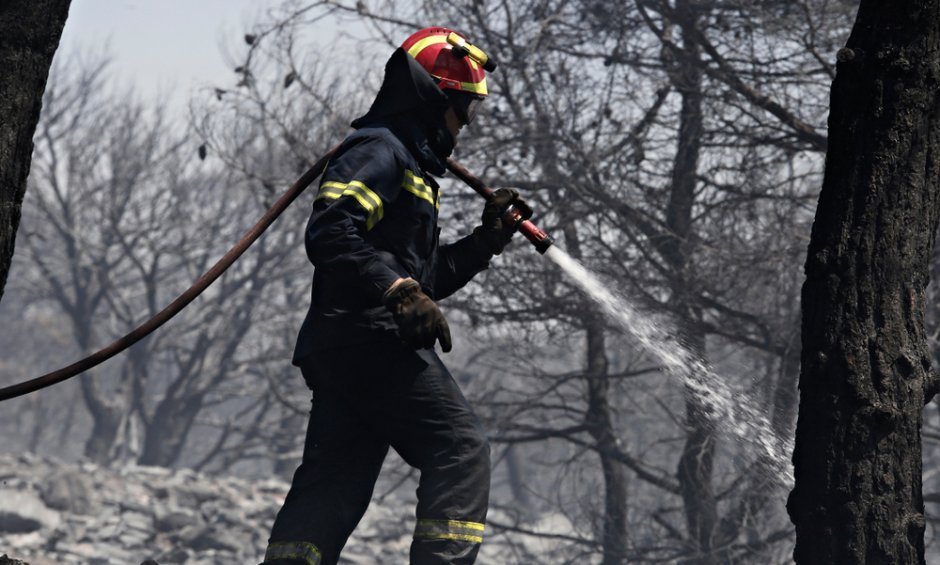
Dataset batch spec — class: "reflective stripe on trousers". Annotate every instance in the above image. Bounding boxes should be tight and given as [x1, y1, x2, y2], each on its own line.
[266, 340, 490, 565]
[263, 541, 322, 565]
[414, 519, 485, 544]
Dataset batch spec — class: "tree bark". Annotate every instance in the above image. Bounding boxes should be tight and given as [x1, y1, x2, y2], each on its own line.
[76, 331, 126, 464]
[138, 392, 204, 466]
[562, 220, 630, 564]
[0, 0, 71, 303]
[788, 1, 940, 563]
[585, 316, 629, 564]
[137, 293, 259, 467]
[663, 2, 717, 561]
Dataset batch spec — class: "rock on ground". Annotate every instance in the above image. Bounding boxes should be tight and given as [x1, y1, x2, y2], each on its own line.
[0, 452, 434, 564]
[0, 452, 569, 564]
[0, 452, 309, 564]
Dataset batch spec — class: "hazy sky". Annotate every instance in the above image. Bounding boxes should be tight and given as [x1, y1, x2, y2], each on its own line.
[58, 1, 301, 113]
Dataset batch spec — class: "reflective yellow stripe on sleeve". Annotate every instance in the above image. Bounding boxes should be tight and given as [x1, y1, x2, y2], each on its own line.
[402, 170, 439, 209]
[413, 518, 485, 544]
[316, 180, 384, 230]
[316, 182, 345, 200]
[264, 541, 322, 565]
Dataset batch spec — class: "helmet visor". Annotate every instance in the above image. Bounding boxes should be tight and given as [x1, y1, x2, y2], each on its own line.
[463, 97, 484, 124]
[447, 90, 485, 125]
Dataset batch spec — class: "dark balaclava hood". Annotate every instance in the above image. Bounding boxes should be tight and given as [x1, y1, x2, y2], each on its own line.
[351, 48, 454, 175]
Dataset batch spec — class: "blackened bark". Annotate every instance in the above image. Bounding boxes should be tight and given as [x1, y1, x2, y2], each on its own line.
[81, 378, 124, 464]
[665, 2, 716, 561]
[138, 392, 204, 466]
[585, 317, 629, 565]
[534, 86, 629, 561]
[0, 0, 71, 303]
[77, 329, 124, 464]
[138, 298, 259, 466]
[562, 220, 629, 563]
[788, 1, 940, 563]
[503, 445, 532, 513]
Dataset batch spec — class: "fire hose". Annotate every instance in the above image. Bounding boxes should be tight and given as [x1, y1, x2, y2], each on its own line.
[0, 149, 553, 402]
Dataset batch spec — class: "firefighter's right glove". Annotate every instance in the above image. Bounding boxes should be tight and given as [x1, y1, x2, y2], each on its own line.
[382, 278, 453, 353]
[473, 188, 532, 256]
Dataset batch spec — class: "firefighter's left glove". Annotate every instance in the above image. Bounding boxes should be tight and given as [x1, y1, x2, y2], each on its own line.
[473, 188, 533, 256]
[383, 278, 453, 353]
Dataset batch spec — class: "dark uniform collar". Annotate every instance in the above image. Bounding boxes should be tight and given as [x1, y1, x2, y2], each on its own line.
[388, 118, 450, 177]
[351, 48, 454, 176]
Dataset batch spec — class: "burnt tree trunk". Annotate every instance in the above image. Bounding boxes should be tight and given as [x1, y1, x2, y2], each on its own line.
[0, 0, 71, 303]
[138, 294, 260, 467]
[664, 2, 717, 561]
[563, 222, 629, 564]
[787, 1, 940, 563]
[585, 317, 629, 564]
[138, 391, 205, 466]
[529, 74, 630, 560]
[76, 328, 125, 464]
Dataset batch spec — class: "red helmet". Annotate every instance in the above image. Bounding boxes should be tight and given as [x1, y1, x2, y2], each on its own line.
[401, 27, 495, 98]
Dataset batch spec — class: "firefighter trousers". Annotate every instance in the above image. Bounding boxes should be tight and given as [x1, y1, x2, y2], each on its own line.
[262, 336, 491, 565]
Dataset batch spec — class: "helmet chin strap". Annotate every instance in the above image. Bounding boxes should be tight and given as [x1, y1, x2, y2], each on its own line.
[426, 117, 456, 163]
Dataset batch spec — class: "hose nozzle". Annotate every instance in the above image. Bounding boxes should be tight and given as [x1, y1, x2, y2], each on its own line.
[500, 201, 553, 254]
[445, 157, 555, 255]
[518, 220, 555, 254]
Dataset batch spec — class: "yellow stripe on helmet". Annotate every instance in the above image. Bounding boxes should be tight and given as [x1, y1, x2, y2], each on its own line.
[407, 35, 449, 59]
[408, 34, 488, 95]
[459, 78, 487, 95]
[431, 74, 488, 95]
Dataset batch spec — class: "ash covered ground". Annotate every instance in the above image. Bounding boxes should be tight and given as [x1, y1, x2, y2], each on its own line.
[0, 453, 570, 564]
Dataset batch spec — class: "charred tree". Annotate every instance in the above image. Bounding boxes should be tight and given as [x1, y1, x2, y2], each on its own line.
[563, 221, 629, 564]
[0, 0, 71, 303]
[560, 175, 629, 562]
[788, 1, 940, 563]
[584, 316, 629, 565]
[661, 2, 717, 561]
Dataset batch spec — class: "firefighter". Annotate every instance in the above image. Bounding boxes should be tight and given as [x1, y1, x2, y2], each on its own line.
[261, 27, 530, 565]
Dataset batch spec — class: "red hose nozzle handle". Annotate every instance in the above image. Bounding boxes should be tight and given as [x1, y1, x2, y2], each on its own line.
[445, 158, 555, 254]
[517, 219, 554, 254]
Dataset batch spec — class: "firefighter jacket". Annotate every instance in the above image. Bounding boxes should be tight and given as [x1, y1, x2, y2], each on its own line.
[292, 118, 490, 365]
[293, 47, 492, 364]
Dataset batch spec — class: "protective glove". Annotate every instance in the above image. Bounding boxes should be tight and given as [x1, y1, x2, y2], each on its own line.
[473, 188, 533, 256]
[382, 278, 453, 352]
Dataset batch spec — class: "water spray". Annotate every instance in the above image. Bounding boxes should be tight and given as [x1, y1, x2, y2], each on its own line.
[441, 160, 792, 484]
